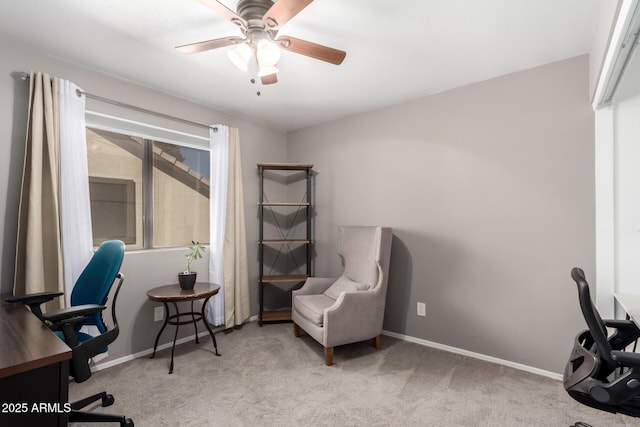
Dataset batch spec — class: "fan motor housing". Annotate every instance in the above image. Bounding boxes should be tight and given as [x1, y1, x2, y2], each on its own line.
[237, 0, 274, 21]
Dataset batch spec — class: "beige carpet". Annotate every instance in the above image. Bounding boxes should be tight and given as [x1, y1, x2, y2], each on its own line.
[70, 322, 638, 426]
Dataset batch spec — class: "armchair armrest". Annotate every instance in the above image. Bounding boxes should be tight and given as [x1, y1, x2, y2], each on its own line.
[324, 291, 382, 347]
[293, 277, 337, 296]
[6, 291, 64, 320]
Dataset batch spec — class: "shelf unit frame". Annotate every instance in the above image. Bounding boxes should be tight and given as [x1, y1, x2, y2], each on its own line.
[257, 162, 313, 325]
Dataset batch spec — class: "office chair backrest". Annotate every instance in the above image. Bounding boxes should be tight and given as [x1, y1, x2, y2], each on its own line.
[570, 267, 617, 373]
[71, 240, 125, 333]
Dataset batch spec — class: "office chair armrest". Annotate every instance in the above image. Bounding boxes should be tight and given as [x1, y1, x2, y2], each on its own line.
[612, 350, 640, 367]
[6, 291, 64, 305]
[43, 304, 106, 324]
[604, 319, 640, 350]
[604, 319, 639, 330]
[6, 291, 65, 320]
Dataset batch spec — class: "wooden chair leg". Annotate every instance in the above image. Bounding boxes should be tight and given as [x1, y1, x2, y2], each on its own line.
[372, 335, 381, 349]
[324, 347, 334, 366]
[293, 322, 301, 337]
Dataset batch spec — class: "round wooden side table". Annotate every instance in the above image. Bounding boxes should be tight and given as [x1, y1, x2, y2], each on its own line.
[146, 282, 221, 374]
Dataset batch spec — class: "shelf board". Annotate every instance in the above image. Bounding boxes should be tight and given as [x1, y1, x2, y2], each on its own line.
[257, 162, 313, 171]
[260, 275, 308, 283]
[261, 310, 292, 322]
[259, 239, 312, 245]
[260, 202, 311, 206]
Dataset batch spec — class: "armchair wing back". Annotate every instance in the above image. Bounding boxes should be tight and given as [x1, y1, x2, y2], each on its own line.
[339, 226, 385, 289]
[292, 226, 392, 365]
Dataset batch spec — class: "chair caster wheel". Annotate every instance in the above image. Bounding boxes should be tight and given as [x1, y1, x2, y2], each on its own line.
[123, 418, 134, 426]
[101, 394, 115, 407]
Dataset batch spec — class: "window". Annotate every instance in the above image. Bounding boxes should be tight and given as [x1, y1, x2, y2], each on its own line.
[86, 117, 210, 249]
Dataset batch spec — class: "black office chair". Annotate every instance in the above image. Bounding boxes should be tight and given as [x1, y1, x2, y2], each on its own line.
[8, 240, 133, 426]
[564, 267, 640, 421]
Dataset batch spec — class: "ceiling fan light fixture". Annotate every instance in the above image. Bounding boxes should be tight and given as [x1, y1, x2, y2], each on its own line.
[177, 0, 347, 84]
[258, 63, 279, 77]
[227, 42, 252, 71]
[256, 39, 281, 66]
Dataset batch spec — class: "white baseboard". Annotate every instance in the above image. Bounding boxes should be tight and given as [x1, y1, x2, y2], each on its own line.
[91, 329, 220, 373]
[382, 329, 562, 381]
[91, 320, 561, 381]
[92, 318, 260, 373]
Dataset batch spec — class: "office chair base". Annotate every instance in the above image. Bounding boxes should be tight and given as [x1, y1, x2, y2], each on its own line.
[69, 410, 134, 426]
[69, 391, 133, 426]
[71, 391, 114, 410]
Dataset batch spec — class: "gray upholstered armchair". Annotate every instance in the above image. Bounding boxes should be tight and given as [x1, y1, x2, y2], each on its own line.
[292, 226, 393, 365]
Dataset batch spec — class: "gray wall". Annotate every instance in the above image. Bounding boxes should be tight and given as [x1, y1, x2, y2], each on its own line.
[1, 35, 596, 374]
[287, 55, 595, 374]
[0, 38, 287, 359]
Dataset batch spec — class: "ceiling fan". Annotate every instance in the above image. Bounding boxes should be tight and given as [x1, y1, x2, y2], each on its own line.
[176, 0, 347, 85]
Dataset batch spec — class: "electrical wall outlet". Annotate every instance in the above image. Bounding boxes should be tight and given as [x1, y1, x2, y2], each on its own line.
[417, 302, 426, 317]
[154, 306, 164, 322]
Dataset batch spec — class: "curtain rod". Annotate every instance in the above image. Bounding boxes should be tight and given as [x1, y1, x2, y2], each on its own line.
[14, 71, 218, 133]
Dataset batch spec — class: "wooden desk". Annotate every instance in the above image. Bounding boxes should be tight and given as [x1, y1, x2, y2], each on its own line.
[0, 304, 72, 427]
[147, 283, 221, 374]
[614, 293, 640, 326]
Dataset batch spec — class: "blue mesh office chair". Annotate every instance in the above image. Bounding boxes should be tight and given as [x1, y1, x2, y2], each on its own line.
[564, 267, 640, 425]
[8, 240, 133, 426]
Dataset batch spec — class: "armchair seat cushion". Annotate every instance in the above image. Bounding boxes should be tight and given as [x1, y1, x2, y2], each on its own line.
[295, 294, 336, 327]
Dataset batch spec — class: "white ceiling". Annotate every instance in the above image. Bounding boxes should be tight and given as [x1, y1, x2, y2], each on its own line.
[0, 0, 603, 132]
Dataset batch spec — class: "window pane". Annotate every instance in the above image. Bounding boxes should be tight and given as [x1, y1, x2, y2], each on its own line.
[152, 141, 210, 247]
[86, 128, 144, 249]
[89, 177, 136, 245]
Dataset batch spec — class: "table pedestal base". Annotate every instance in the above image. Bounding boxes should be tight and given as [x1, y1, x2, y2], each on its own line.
[150, 296, 221, 374]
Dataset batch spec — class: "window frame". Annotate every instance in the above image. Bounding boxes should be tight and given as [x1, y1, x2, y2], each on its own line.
[85, 111, 211, 250]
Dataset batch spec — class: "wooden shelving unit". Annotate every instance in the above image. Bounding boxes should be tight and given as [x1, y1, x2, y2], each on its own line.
[257, 162, 313, 326]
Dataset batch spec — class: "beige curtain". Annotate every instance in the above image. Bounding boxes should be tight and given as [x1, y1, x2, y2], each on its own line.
[222, 128, 250, 328]
[14, 72, 64, 311]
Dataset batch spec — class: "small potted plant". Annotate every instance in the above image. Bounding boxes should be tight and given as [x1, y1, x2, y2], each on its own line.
[178, 241, 205, 290]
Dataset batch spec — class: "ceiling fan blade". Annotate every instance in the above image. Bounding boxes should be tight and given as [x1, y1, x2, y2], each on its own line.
[263, 0, 313, 30]
[176, 36, 242, 54]
[261, 74, 278, 85]
[198, 0, 247, 27]
[276, 36, 346, 65]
